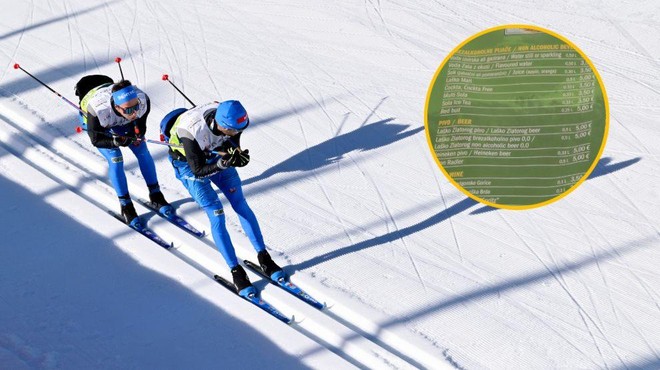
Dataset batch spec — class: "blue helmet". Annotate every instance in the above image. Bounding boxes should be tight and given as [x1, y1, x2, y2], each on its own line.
[214, 100, 249, 131]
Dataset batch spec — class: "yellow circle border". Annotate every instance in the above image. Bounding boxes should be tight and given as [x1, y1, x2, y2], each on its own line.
[424, 24, 609, 210]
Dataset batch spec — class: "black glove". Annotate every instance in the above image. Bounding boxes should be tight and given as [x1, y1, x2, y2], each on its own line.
[216, 148, 249, 169]
[223, 147, 250, 168]
[112, 135, 132, 147]
[233, 149, 250, 167]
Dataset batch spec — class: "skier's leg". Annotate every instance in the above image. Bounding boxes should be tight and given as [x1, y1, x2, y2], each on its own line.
[216, 168, 283, 280]
[215, 167, 266, 252]
[131, 142, 172, 214]
[170, 158, 255, 295]
[129, 141, 159, 186]
[170, 158, 238, 268]
[99, 147, 139, 226]
[98, 147, 128, 197]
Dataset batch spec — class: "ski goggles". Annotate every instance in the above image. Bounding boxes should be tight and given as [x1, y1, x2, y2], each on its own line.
[118, 101, 140, 115]
[212, 119, 248, 136]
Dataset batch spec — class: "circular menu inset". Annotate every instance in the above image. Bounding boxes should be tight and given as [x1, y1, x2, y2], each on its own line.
[425, 25, 608, 209]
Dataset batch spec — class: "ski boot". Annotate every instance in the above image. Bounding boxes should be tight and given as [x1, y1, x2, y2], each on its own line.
[120, 202, 142, 229]
[231, 265, 256, 298]
[258, 250, 286, 282]
[148, 190, 174, 218]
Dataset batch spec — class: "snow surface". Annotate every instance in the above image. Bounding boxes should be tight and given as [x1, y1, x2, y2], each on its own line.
[1, 1, 659, 369]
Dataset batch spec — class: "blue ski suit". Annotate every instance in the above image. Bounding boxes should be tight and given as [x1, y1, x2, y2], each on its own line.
[80, 84, 161, 200]
[165, 103, 265, 268]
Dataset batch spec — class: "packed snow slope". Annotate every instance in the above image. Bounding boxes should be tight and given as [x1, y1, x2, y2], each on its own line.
[1, 1, 659, 369]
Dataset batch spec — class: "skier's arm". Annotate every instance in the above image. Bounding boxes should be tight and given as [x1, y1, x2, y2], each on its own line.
[86, 113, 116, 148]
[181, 136, 225, 178]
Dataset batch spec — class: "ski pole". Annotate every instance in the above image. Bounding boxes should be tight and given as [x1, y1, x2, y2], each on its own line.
[75, 126, 179, 148]
[162, 74, 196, 107]
[75, 126, 223, 154]
[13, 63, 86, 115]
[115, 57, 125, 81]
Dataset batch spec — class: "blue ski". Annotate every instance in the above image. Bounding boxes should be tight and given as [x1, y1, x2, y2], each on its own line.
[108, 211, 173, 249]
[136, 198, 205, 238]
[243, 260, 326, 310]
[213, 274, 292, 324]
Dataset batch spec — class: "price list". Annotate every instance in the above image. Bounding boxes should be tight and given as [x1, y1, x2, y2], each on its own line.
[427, 28, 606, 207]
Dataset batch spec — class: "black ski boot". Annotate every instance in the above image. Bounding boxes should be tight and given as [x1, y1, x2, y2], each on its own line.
[120, 202, 141, 228]
[231, 265, 256, 298]
[258, 250, 286, 282]
[149, 190, 174, 217]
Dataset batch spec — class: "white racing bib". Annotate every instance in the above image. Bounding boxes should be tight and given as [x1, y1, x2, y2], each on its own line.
[176, 102, 230, 151]
[86, 85, 148, 128]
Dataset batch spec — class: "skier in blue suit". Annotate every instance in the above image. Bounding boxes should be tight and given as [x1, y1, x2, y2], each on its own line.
[161, 100, 283, 296]
[76, 76, 172, 227]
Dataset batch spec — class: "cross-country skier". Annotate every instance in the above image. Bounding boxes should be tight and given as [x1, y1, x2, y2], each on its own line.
[75, 76, 172, 227]
[160, 100, 283, 296]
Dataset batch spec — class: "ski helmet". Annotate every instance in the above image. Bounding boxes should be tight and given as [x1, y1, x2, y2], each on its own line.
[214, 100, 249, 131]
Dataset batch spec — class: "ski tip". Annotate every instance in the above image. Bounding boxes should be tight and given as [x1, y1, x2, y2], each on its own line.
[289, 315, 301, 325]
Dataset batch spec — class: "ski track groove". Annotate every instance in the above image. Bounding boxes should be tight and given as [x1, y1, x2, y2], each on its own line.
[190, 4, 220, 97]
[620, 310, 660, 360]
[586, 212, 660, 311]
[351, 152, 429, 292]
[516, 300, 602, 367]
[430, 155, 464, 262]
[606, 168, 660, 235]
[601, 6, 660, 73]
[62, 0, 74, 60]
[612, 112, 652, 155]
[280, 58, 429, 287]
[64, 0, 101, 72]
[518, 215, 625, 349]
[572, 212, 612, 337]
[365, 0, 430, 69]
[281, 81, 356, 245]
[101, 2, 112, 61]
[580, 215, 625, 333]
[546, 239, 627, 368]
[546, 214, 629, 368]
[145, 0, 184, 96]
[601, 64, 660, 98]
[106, 4, 137, 78]
[243, 8, 388, 123]
[497, 212, 618, 367]
[327, 99, 429, 290]
[2, 0, 33, 82]
[159, 4, 208, 97]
